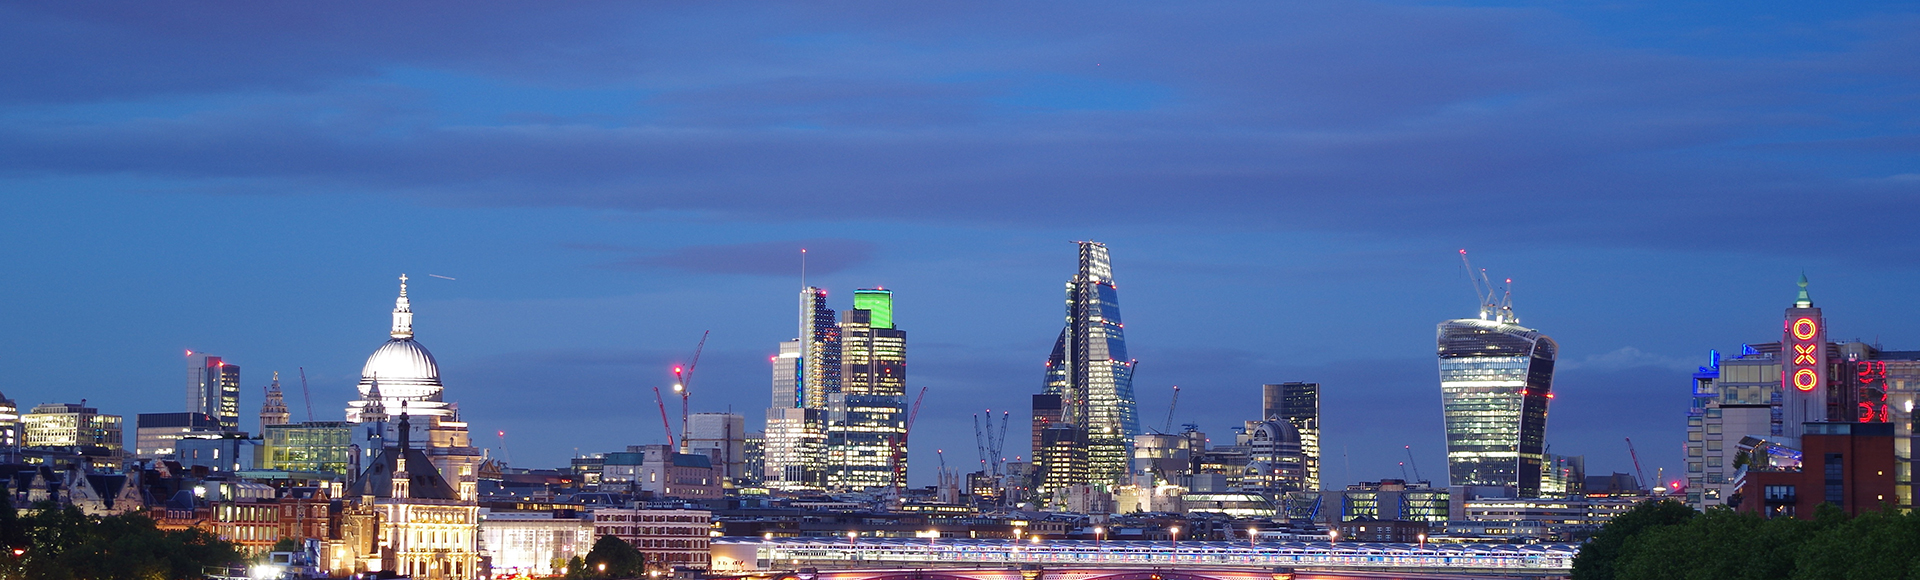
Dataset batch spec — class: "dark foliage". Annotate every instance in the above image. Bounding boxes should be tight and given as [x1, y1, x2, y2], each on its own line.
[1575, 501, 1920, 580]
[565, 534, 646, 579]
[0, 498, 243, 580]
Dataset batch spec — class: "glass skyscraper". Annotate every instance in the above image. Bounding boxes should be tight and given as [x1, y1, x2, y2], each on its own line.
[1042, 241, 1140, 489]
[765, 286, 839, 491]
[828, 289, 908, 490]
[1437, 299, 1556, 498]
[1265, 382, 1321, 490]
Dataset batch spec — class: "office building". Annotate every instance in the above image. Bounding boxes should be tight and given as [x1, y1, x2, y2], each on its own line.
[603, 444, 722, 500]
[827, 288, 908, 491]
[685, 413, 747, 485]
[1264, 382, 1321, 490]
[1336, 479, 1449, 523]
[176, 433, 255, 472]
[590, 507, 713, 569]
[763, 287, 840, 491]
[741, 431, 765, 488]
[1239, 419, 1305, 491]
[763, 407, 825, 490]
[1041, 241, 1140, 489]
[24, 403, 124, 464]
[260, 372, 291, 428]
[134, 412, 221, 459]
[258, 421, 354, 476]
[1740, 422, 1897, 519]
[479, 507, 592, 577]
[188, 352, 242, 432]
[0, 393, 18, 458]
[1437, 270, 1557, 498]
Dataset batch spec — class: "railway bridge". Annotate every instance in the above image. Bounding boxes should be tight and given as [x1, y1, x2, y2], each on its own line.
[708, 538, 1575, 580]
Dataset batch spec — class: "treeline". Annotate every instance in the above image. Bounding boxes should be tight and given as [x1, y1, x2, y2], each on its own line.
[0, 499, 242, 580]
[1574, 499, 1920, 580]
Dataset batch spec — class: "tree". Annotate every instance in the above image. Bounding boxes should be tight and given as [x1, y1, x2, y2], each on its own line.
[582, 534, 646, 578]
[3, 499, 242, 580]
[1572, 499, 1696, 580]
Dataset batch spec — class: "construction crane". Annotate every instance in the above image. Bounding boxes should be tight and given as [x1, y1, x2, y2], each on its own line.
[895, 386, 929, 492]
[974, 413, 991, 476]
[1163, 385, 1181, 433]
[992, 410, 1009, 476]
[1405, 445, 1423, 482]
[1625, 437, 1647, 490]
[673, 331, 709, 453]
[297, 367, 314, 422]
[652, 385, 675, 449]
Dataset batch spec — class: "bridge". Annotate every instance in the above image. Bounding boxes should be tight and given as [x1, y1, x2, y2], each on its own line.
[709, 538, 1576, 579]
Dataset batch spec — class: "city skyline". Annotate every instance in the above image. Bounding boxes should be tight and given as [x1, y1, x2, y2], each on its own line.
[5, 1, 1920, 491]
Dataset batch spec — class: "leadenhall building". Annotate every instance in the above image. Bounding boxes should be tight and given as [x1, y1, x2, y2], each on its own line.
[335, 275, 484, 579]
[1686, 275, 1920, 516]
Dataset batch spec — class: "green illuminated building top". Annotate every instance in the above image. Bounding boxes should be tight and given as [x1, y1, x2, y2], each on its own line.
[853, 289, 893, 329]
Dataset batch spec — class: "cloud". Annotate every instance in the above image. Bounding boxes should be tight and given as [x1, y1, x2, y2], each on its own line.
[579, 238, 877, 276]
[3, 2, 1918, 257]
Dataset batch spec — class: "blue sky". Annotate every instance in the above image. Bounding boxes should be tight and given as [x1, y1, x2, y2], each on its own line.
[2, 1, 1916, 488]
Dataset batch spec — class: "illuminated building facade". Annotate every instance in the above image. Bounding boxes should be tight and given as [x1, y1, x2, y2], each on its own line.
[827, 288, 908, 491]
[336, 275, 483, 579]
[764, 287, 840, 491]
[187, 352, 242, 432]
[1686, 277, 1920, 510]
[1265, 382, 1321, 490]
[1041, 241, 1140, 489]
[259, 421, 354, 476]
[134, 412, 220, 459]
[1437, 283, 1556, 498]
[591, 508, 713, 569]
[24, 403, 124, 467]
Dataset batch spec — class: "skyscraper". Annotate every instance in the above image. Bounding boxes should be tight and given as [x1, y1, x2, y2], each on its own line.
[1265, 382, 1321, 490]
[187, 352, 241, 432]
[1437, 270, 1556, 498]
[827, 289, 908, 490]
[1040, 241, 1140, 489]
[764, 287, 839, 491]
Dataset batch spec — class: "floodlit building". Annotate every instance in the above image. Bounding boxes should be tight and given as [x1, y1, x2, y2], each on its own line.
[1040, 241, 1140, 490]
[259, 372, 291, 428]
[1437, 263, 1556, 498]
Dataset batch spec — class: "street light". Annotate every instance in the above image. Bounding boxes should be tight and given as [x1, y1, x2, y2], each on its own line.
[1093, 526, 1104, 548]
[1417, 533, 1426, 549]
[1248, 527, 1258, 548]
[1329, 529, 1340, 543]
[1170, 526, 1180, 552]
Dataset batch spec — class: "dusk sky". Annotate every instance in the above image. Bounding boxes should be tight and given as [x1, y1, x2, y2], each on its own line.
[4, 1, 1917, 488]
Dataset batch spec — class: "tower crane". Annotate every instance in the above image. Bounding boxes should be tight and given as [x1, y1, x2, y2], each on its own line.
[974, 413, 991, 475]
[297, 367, 314, 422]
[1163, 385, 1181, 433]
[652, 385, 675, 449]
[1625, 437, 1647, 490]
[674, 331, 709, 453]
[1405, 445, 1423, 482]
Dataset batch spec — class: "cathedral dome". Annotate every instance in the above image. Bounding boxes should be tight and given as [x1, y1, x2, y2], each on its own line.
[362, 339, 440, 383]
[345, 274, 452, 423]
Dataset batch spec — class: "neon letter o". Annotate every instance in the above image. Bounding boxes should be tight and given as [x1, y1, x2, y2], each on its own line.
[1793, 318, 1818, 341]
[1793, 368, 1819, 391]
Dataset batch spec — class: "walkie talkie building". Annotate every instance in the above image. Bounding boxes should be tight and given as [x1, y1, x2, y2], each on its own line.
[1438, 259, 1556, 498]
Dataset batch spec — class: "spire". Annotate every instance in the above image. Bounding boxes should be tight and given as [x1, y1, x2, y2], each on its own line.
[391, 273, 414, 339]
[1795, 272, 1812, 308]
[363, 374, 388, 424]
[396, 401, 411, 450]
[260, 371, 290, 428]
